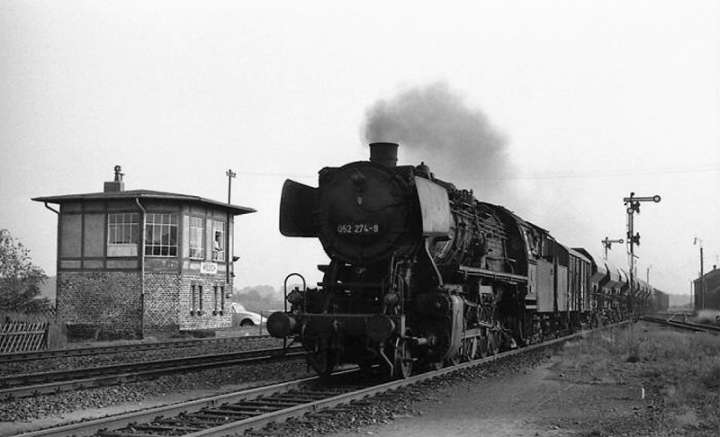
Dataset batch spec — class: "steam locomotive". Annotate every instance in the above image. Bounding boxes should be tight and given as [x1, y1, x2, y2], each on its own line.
[267, 143, 666, 378]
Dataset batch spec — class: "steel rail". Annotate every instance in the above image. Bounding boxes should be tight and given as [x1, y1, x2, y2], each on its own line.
[641, 315, 720, 333]
[13, 322, 629, 437]
[0, 335, 273, 364]
[0, 346, 304, 400]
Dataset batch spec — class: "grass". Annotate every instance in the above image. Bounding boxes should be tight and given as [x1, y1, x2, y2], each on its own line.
[556, 323, 720, 435]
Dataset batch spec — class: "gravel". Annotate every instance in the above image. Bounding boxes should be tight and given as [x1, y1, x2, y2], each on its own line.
[242, 347, 556, 437]
[0, 356, 310, 423]
[0, 336, 284, 376]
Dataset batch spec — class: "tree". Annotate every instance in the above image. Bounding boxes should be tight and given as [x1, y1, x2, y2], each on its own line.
[0, 229, 51, 313]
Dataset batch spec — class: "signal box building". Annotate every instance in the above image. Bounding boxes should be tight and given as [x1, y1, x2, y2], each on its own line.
[33, 166, 255, 338]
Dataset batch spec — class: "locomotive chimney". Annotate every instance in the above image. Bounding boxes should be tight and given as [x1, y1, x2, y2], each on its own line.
[369, 142, 398, 167]
[104, 165, 125, 192]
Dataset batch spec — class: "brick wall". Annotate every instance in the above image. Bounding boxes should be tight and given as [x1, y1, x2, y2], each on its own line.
[178, 274, 232, 331]
[143, 273, 181, 334]
[57, 271, 233, 338]
[57, 271, 142, 337]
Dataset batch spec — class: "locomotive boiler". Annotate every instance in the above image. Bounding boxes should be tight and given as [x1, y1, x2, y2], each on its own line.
[267, 142, 652, 378]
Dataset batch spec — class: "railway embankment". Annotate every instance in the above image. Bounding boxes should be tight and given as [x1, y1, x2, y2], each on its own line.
[304, 322, 719, 437]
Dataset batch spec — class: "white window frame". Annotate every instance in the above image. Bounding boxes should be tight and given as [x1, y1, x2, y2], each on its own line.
[107, 213, 139, 257]
[145, 213, 178, 257]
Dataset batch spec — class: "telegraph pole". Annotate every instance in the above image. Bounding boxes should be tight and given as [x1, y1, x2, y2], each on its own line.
[694, 237, 704, 310]
[623, 192, 661, 313]
[226, 169, 236, 204]
[602, 237, 624, 260]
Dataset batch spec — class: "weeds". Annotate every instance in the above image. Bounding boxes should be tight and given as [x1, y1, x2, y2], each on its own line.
[557, 323, 720, 435]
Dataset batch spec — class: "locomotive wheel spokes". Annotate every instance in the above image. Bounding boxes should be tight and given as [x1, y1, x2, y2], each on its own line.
[464, 337, 478, 361]
[448, 353, 461, 367]
[487, 332, 499, 355]
[477, 336, 488, 358]
[394, 339, 413, 378]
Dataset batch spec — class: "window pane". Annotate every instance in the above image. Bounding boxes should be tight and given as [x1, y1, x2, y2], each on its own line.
[161, 226, 169, 245]
[142, 213, 179, 257]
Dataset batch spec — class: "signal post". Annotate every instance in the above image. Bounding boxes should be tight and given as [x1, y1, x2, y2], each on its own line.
[623, 192, 661, 313]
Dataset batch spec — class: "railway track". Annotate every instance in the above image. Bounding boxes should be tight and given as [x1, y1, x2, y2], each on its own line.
[0, 335, 273, 364]
[14, 322, 629, 437]
[0, 346, 304, 400]
[641, 315, 720, 334]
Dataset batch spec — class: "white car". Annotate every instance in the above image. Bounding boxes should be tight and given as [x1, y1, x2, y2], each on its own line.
[230, 303, 263, 326]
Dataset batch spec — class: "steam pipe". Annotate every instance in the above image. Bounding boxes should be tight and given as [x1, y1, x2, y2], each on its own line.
[44, 202, 59, 322]
[43, 202, 59, 215]
[135, 198, 146, 337]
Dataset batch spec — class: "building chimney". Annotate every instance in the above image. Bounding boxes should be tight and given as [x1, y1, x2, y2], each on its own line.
[369, 142, 398, 167]
[104, 165, 125, 192]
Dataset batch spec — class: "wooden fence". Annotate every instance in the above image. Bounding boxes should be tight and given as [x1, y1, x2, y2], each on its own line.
[0, 321, 48, 353]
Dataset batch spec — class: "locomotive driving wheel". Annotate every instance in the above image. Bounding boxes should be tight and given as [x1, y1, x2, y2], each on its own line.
[463, 337, 478, 361]
[394, 338, 413, 378]
[477, 331, 488, 358]
[487, 331, 500, 355]
[307, 347, 336, 377]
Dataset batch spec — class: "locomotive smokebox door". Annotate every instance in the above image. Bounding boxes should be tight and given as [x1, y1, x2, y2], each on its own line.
[414, 177, 451, 238]
[280, 179, 318, 237]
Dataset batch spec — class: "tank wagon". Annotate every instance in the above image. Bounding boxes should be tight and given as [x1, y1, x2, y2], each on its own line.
[268, 143, 658, 377]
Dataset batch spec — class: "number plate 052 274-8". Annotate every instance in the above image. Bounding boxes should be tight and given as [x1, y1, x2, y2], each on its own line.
[336, 224, 380, 234]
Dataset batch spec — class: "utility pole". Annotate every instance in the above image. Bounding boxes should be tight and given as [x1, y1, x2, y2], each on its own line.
[623, 192, 661, 314]
[602, 237, 624, 260]
[694, 237, 704, 310]
[646, 264, 651, 284]
[225, 169, 236, 286]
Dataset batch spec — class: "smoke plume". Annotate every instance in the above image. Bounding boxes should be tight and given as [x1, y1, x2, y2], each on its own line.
[363, 82, 511, 197]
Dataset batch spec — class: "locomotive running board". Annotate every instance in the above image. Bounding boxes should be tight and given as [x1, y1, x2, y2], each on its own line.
[458, 265, 528, 284]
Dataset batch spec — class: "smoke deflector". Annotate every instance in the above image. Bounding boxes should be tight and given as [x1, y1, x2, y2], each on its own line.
[415, 177, 451, 237]
[279, 179, 317, 237]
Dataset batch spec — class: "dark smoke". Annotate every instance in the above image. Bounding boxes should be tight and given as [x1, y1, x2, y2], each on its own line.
[363, 82, 511, 197]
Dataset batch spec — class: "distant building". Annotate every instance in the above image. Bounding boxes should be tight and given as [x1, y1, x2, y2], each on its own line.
[693, 265, 720, 312]
[33, 166, 255, 338]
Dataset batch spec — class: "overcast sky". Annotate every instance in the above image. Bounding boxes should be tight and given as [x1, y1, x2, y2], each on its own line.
[1, 0, 718, 297]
